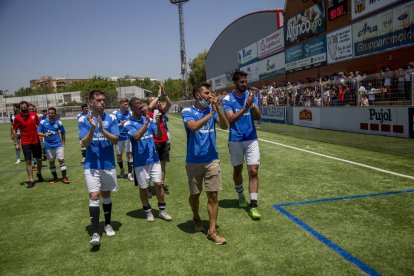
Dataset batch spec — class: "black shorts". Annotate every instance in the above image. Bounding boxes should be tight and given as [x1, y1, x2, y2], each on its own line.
[22, 143, 42, 161]
[155, 142, 170, 162]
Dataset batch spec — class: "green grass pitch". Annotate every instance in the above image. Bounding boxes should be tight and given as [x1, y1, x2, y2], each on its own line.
[0, 114, 413, 275]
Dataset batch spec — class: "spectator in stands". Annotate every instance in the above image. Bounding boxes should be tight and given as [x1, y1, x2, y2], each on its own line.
[314, 92, 322, 107]
[323, 86, 330, 106]
[397, 67, 405, 100]
[405, 63, 412, 100]
[383, 67, 392, 100]
[359, 86, 369, 106]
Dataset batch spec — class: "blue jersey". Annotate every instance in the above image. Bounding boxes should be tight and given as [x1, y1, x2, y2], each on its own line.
[222, 91, 258, 142]
[77, 112, 88, 120]
[37, 118, 66, 149]
[124, 116, 160, 167]
[181, 105, 219, 164]
[77, 113, 87, 140]
[39, 114, 47, 121]
[112, 109, 131, 141]
[78, 112, 119, 170]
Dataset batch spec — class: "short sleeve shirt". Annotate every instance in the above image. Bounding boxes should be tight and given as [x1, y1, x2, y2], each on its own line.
[112, 109, 132, 141]
[124, 116, 160, 167]
[78, 112, 119, 170]
[13, 112, 40, 145]
[222, 91, 258, 142]
[181, 105, 218, 164]
[37, 118, 66, 149]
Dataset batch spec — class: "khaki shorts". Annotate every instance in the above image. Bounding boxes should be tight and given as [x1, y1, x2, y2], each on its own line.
[185, 160, 222, 195]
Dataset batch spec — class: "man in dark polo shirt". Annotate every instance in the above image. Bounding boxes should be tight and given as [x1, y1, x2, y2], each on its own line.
[12, 101, 44, 188]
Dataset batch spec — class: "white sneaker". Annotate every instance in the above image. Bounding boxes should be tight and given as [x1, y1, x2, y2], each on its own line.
[80, 157, 85, 164]
[104, 224, 116, 237]
[146, 211, 154, 222]
[127, 173, 134, 181]
[159, 210, 172, 221]
[15, 159, 21, 164]
[120, 168, 125, 178]
[89, 233, 100, 246]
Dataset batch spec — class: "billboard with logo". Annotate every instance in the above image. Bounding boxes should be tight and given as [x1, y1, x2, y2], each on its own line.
[291, 106, 410, 138]
[258, 28, 284, 60]
[292, 107, 321, 128]
[240, 62, 259, 82]
[212, 74, 226, 90]
[352, 1, 414, 57]
[285, 35, 327, 72]
[327, 26, 353, 64]
[238, 42, 258, 67]
[259, 52, 285, 80]
[351, 0, 400, 20]
[261, 106, 286, 124]
[285, 1, 326, 46]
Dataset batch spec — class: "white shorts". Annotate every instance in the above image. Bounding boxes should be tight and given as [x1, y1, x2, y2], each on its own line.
[134, 162, 162, 189]
[84, 169, 118, 193]
[46, 147, 64, 161]
[115, 139, 132, 154]
[228, 139, 260, 166]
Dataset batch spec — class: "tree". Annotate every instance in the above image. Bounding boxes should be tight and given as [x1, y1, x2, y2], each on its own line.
[163, 78, 183, 100]
[188, 50, 208, 94]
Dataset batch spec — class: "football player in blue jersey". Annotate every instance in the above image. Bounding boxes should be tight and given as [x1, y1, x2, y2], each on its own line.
[77, 104, 89, 164]
[112, 98, 134, 181]
[222, 71, 262, 220]
[181, 83, 228, 244]
[124, 97, 172, 222]
[79, 90, 120, 246]
[39, 109, 47, 121]
[37, 107, 69, 184]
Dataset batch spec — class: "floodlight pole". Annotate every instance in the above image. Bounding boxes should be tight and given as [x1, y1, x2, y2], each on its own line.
[170, 0, 189, 98]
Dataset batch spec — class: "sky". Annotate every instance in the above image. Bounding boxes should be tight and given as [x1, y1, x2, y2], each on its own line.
[0, 0, 285, 94]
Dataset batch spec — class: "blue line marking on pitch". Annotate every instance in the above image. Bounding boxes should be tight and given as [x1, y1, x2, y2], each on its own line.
[273, 189, 414, 275]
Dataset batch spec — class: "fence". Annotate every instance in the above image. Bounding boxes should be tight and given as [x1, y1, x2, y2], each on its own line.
[259, 70, 414, 107]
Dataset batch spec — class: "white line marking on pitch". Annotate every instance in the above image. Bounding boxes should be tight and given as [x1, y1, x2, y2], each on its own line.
[170, 115, 414, 180]
[258, 138, 414, 180]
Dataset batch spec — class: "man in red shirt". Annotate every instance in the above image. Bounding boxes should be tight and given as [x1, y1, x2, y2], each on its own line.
[147, 84, 172, 194]
[12, 101, 44, 188]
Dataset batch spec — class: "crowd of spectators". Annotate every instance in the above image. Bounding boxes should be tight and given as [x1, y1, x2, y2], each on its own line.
[257, 62, 413, 107]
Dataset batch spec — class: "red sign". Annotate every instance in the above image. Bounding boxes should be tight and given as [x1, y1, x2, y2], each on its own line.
[328, 0, 347, 21]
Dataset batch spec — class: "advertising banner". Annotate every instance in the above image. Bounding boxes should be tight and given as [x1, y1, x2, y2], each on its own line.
[291, 106, 410, 138]
[238, 42, 258, 67]
[285, 35, 327, 72]
[213, 74, 226, 90]
[285, 1, 326, 46]
[352, 1, 414, 57]
[258, 28, 284, 59]
[292, 107, 321, 128]
[261, 106, 286, 124]
[259, 52, 285, 80]
[240, 62, 259, 82]
[327, 26, 353, 64]
[351, 0, 400, 20]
